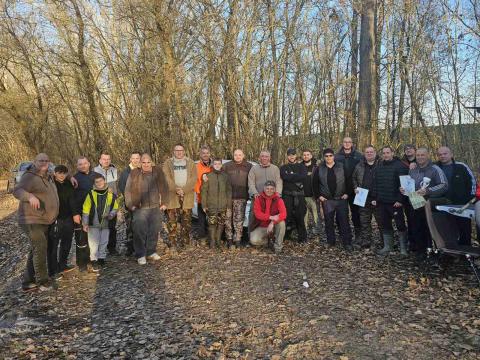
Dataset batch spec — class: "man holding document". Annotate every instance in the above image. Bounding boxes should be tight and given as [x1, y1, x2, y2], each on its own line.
[352, 145, 381, 249]
[374, 146, 409, 256]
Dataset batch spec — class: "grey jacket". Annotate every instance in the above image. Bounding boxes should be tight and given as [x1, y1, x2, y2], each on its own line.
[409, 161, 448, 198]
[248, 164, 283, 197]
[93, 164, 119, 195]
[313, 162, 346, 200]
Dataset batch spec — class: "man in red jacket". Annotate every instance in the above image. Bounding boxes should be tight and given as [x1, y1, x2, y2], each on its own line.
[249, 180, 287, 254]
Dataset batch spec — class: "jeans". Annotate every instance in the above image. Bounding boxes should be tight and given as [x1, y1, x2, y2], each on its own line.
[132, 208, 161, 258]
[323, 199, 352, 246]
[249, 221, 286, 252]
[88, 227, 110, 261]
[22, 224, 49, 285]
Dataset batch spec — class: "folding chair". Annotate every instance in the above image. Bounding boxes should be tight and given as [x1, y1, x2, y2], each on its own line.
[425, 200, 480, 285]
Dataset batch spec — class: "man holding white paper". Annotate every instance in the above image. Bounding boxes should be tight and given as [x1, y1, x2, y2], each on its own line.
[400, 147, 448, 258]
[374, 146, 409, 256]
[352, 145, 382, 249]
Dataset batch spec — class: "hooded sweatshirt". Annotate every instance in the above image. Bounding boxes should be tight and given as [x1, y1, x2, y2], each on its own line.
[13, 169, 59, 225]
[93, 164, 119, 195]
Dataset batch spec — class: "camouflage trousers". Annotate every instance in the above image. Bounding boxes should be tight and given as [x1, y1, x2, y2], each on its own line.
[207, 210, 228, 226]
[165, 208, 192, 248]
[225, 199, 247, 244]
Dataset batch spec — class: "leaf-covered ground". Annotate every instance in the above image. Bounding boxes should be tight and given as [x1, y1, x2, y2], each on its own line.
[0, 193, 479, 359]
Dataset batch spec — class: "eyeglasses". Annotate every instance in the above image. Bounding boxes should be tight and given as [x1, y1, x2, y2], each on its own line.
[324, 154, 333, 158]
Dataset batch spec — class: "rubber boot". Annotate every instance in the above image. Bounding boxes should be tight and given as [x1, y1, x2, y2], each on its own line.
[215, 226, 224, 248]
[208, 227, 216, 249]
[399, 231, 408, 256]
[377, 232, 393, 256]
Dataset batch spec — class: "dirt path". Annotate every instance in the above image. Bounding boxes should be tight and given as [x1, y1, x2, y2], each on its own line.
[0, 193, 479, 359]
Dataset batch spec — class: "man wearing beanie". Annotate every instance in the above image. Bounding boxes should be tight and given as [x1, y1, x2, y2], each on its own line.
[280, 148, 308, 243]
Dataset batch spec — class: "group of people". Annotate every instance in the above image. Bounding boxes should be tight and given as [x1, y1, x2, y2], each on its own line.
[13, 138, 478, 291]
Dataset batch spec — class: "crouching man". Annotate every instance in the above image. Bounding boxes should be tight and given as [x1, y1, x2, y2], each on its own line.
[249, 181, 286, 254]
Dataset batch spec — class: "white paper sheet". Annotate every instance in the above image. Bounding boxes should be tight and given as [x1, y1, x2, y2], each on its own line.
[354, 187, 369, 207]
[399, 175, 415, 195]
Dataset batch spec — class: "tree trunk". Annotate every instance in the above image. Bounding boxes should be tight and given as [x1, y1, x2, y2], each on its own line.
[358, 0, 376, 147]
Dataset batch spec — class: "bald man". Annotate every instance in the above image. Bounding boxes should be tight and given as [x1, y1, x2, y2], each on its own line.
[223, 149, 253, 248]
[436, 146, 476, 245]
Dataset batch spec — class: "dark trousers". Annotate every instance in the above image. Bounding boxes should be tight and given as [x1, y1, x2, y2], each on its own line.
[125, 209, 134, 254]
[283, 194, 307, 242]
[107, 217, 117, 253]
[358, 201, 382, 245]
[378, 202, 407, 233]
[47, 217, 74, 275]
[348, 196, 361, 229]
[197, 203, 208, 238]
[323, 199, 352, 246]
[404, 202, 416, 250]
[132, 208, 161, 258]
[22, 224, 50, 285]
[411, 208, 431, 253]
[74, 224, 90, 269]
[455, 217, 472, 246]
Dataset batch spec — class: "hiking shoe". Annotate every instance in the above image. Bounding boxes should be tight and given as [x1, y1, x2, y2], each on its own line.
[22, 282, 38, 292]
[52, 273, 63, 281]
[38, 281, 57, 291]
[61, 265, 76, 273]
[147, 253, 161, 261]
[137, 257, 147, 265]
[78, 265, 88, 273]
[91, 261, 101, 272]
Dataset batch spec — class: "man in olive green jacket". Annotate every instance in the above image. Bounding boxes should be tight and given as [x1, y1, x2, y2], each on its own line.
[201, 159, 232, 248]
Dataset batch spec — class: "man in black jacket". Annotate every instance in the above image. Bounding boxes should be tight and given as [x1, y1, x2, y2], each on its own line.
[48, 165, 76, 276]
[314, 148, 353, 250]
[374, 146, 409, 256]
[73, 157, 97, 272]
[302, 149, 320, 235]
[118, 151, 141, 256]
[281, 148, 307, 243]
[436, 146, 476, 245]
[335, 137, 363, 238]
[352, 145, 381, 249]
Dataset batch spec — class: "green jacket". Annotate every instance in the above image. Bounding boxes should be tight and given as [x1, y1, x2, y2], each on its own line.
[200, 170, 232, 213]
